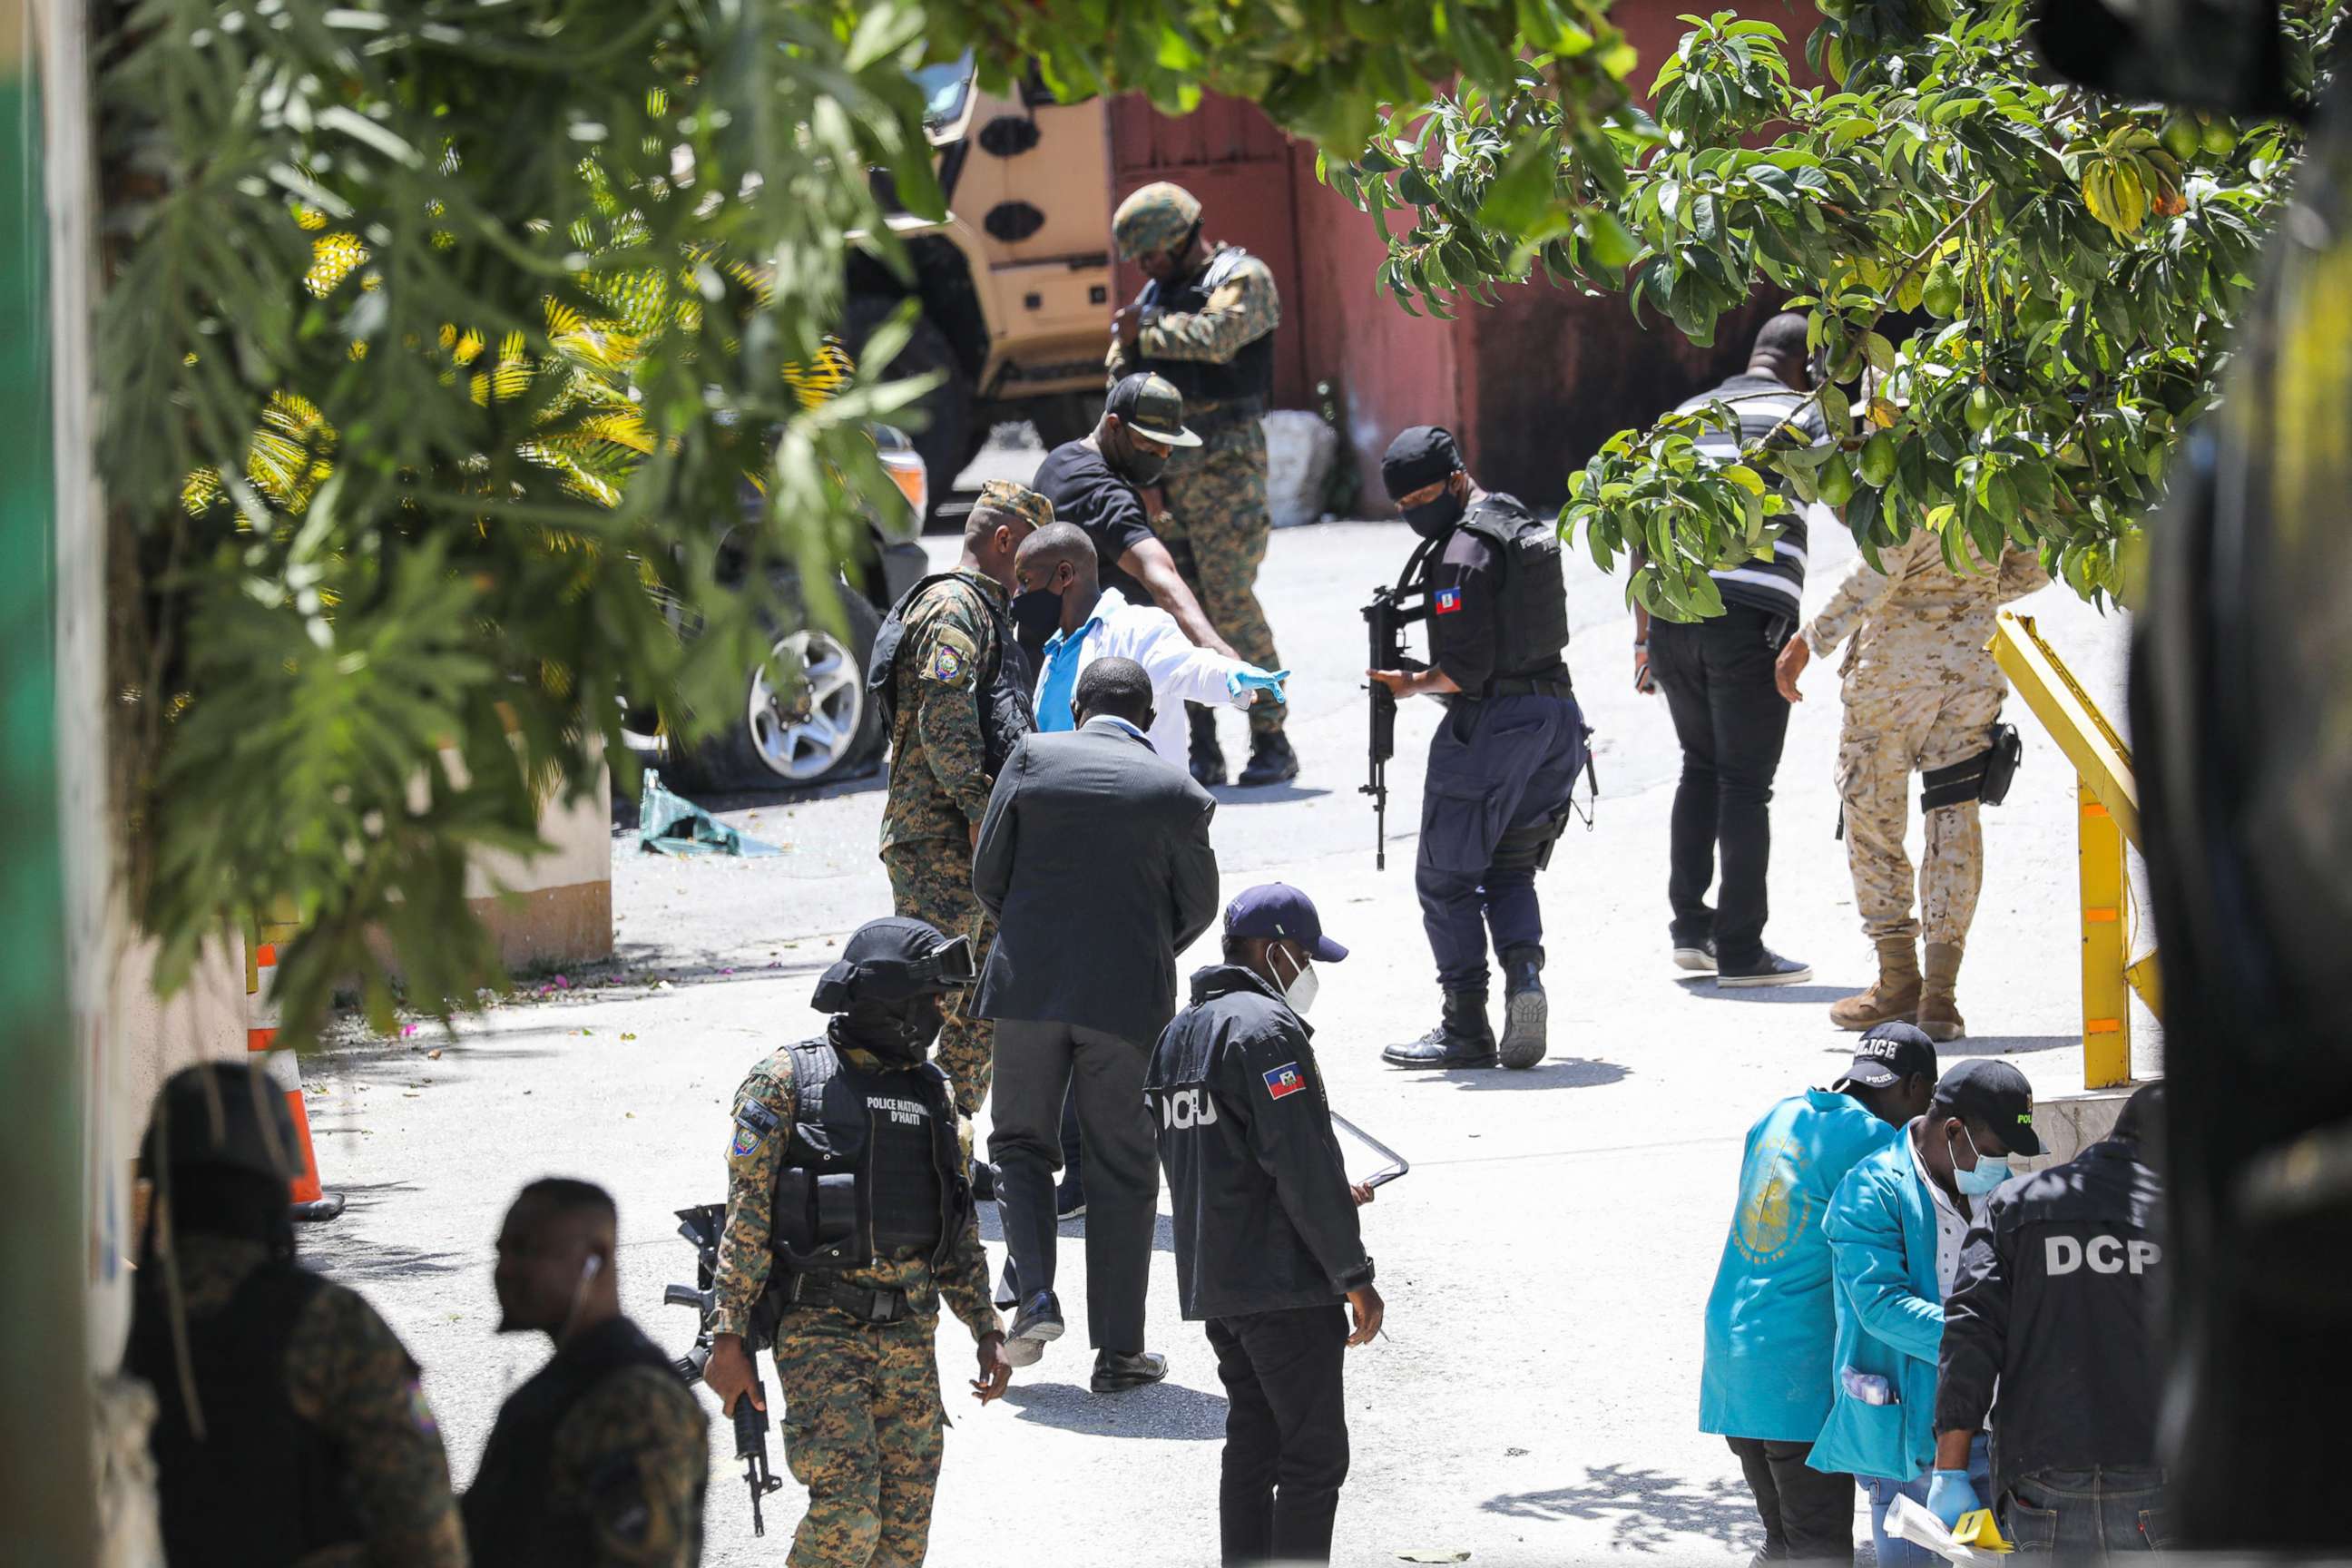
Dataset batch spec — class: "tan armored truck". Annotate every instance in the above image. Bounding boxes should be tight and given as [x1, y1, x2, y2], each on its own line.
[850, 56, 1115, 512]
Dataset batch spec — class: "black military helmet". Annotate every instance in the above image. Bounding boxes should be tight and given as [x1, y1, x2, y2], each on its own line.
[811, 916, 975, 1013]
[138, 1062, 302, 1181]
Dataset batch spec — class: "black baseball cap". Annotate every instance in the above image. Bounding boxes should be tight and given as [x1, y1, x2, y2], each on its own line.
[1105, 373, 1201, 448]
[1223, 883, 1348, 962]
[1381, 425, 1463, 499]
[1834, 1021, 1938, 1092]
[1933, 1059, 2043, 1155]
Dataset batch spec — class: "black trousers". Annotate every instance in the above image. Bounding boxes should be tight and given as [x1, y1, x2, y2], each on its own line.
[1725, 1436, 1855, 1566]
[988, 1018, 1157, 1350]
[1208, 1304, 1350, 1567]
[1650, 603, 1795, 969]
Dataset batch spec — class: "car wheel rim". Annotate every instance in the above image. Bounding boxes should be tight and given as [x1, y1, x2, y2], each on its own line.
[747, 630, 863, 782]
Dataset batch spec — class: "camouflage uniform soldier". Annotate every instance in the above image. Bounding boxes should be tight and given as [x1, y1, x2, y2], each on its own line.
[872, 479, 1051, 1116]
[701, 917, 1013, 1568]
[122, 1063, 466, 1568]
[1778, 530, 2051, 1040]
[1108, 181, 1298, 789]
[466, 1180, 708, 1568]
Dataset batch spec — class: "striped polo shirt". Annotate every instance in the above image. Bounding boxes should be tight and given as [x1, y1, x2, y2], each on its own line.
[1672, 372, 1831, 617]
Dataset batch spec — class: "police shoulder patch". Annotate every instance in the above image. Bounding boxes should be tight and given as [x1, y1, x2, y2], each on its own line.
[921, 625, 979, 689]
[1262, 1062, 1307, 1102]
[731, 1097, 779, 1157]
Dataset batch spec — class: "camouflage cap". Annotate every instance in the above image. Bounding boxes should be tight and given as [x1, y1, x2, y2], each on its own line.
[975, 479, 1054, 531]
[1113, 181, 1203, 261]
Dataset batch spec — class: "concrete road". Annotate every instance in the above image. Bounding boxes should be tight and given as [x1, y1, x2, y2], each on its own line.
[303, 489, 2156, 1567]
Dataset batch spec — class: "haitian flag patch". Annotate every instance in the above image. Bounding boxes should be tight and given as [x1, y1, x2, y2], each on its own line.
[1262, 1062, 1306, 1101]
[1434, 587, 1464, 615]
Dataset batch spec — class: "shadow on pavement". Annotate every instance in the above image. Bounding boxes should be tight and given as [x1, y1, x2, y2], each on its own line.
[1949, 1034, 2080, 1057]
[973, 1210, 1173, 1256]
[1483, 1463, 1757, 1555]
[305, 1230, 475, 1286]
[1207, 782, 1334, 807]
[608, 760, 887, 831]
[1435, 1059, 1632, 1093]
[601, 948, 843, 989]
[317, 1035, 564, 1083]
[996, 1377, 1227, 1440]
[1676, 978, 1860, 1006]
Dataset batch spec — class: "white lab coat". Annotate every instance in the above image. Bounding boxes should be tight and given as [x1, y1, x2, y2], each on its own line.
[1032, 587, 1250, 764]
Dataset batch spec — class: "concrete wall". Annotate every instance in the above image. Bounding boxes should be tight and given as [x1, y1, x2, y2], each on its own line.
[462, 760, 614, 975]
[2014, 1083, 2151, 1175]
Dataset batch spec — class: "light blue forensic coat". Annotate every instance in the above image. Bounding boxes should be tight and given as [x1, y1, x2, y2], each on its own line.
[1700, 1090, 1904, 1442]
[1808, 1126, 1949, 1483]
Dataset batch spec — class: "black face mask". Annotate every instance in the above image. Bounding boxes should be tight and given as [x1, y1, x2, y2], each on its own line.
[1403, 486, 1467, 540]
[1010, 585, 1064, 655]
[1117, 446, 1169, 487]
[840, 996, 945, 1065]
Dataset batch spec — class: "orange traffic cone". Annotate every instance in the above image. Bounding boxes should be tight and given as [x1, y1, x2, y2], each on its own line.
[246, 936, 345, 1223]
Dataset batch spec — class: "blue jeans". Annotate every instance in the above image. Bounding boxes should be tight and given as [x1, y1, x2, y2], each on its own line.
[2002, 1466, 2172, 1554]
[1863, 1434, 1990, 1568]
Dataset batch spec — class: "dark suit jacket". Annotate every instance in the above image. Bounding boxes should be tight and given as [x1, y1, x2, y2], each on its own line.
[973, 719, 1220, 1044]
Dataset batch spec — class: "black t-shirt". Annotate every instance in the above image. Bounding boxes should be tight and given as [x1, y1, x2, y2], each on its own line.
[1034, 439, 1156, 605]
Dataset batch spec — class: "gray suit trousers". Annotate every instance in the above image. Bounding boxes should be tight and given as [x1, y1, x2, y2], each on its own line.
[988, 1017, 1160, 1353]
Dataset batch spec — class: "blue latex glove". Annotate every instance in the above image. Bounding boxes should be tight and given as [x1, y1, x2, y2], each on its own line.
[1228, 665, 1290, 700]
[1926, 1468, 1981, 1531]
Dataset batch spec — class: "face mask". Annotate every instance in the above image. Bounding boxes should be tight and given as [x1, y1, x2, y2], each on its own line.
[1010, 585, 1064, 650]
[1951, 1121, 2014, 1198]
[1270, 946, 1318, 1016]
[1402, 485, 1466, 540]
[844, 997, 944, 1065]
[1117, 445, 1169, 487]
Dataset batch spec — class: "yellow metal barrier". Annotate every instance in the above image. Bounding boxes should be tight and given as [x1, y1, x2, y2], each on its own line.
[1989, 612, 2158, 1089]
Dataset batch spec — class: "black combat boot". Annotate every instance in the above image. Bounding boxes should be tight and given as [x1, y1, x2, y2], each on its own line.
[1382, 989, 1497, 1069]
[1236, 730, 1299, 787]
[1188, 705, 1227, 787]
[1498, 946, 1547, 1069]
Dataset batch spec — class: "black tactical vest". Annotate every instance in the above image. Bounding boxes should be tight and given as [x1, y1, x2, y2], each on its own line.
[461, 1316, 691, 1568]
[1455, 495, 1573, 685]
[124, 1262, 365, 1568]
[768, 1040, 967, 1280]
[1137, 247, 1277, 412]
[869, 573, 1034, 776]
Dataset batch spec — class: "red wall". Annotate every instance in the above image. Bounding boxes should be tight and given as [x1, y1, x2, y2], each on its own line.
[1107, 94, 1311, 407]
[1105, 0, 1813, 513]
[1286, 141, 1465, 512]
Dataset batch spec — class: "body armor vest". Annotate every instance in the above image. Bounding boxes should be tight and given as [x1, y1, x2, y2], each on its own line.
[461, 1316, 689, 1568]
[124, 1262, 364, 1567]
[769, 1041, 968, 1281]
[870, 573, 1035, 776]
[1137, 247, 1276, 412]
[1455, 495, 1573, 685]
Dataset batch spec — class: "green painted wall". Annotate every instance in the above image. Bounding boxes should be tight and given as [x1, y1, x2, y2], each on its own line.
[0, 47, 98, 1556]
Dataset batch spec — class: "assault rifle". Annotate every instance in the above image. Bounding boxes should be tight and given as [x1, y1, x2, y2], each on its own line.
[666, 1204, 785, 1535]
[1362, 537, 1439, 870]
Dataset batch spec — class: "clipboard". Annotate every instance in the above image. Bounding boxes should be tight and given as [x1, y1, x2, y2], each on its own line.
[1331, 1112, 1410, 1190]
